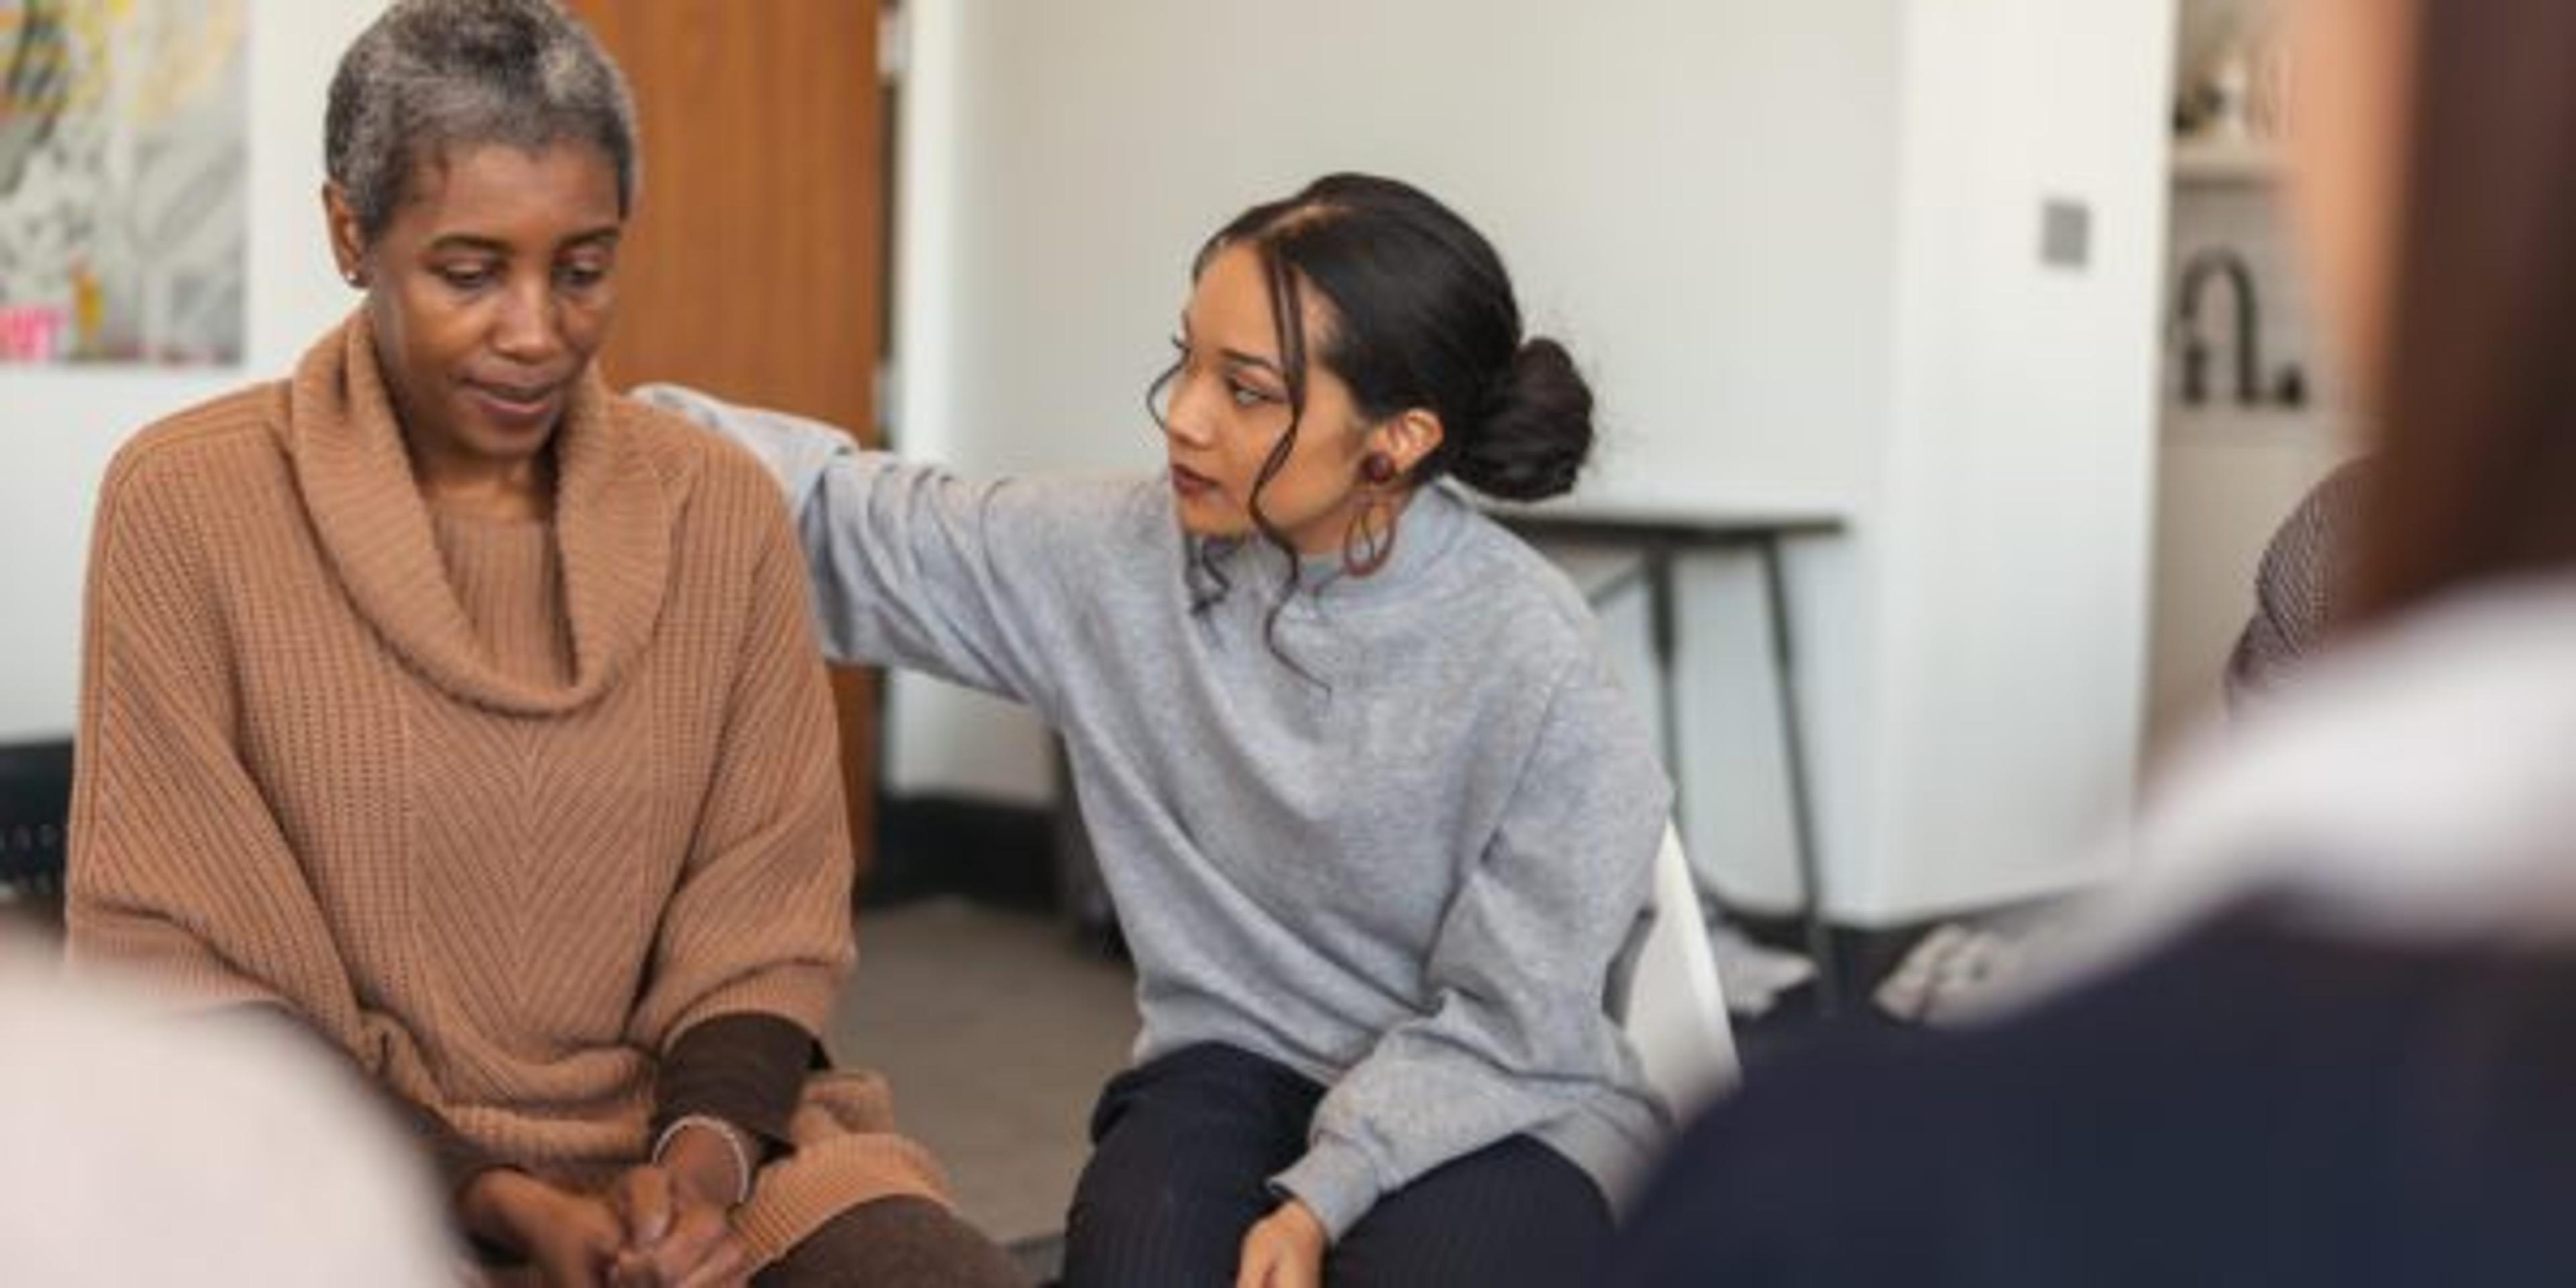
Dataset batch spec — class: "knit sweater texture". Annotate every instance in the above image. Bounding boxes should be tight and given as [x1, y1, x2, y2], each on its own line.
[67, 317, 946, 1265]
[654, 387, 1675, 1240]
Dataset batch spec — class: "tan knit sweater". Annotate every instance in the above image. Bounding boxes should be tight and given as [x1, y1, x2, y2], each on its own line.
[67, 315, 946, 1262]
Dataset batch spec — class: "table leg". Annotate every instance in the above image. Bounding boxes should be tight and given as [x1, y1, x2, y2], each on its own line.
[1760, 535, 1838, 1012]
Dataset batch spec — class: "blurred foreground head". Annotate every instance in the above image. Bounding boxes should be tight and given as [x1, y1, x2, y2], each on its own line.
[0, 949, 451, 1286]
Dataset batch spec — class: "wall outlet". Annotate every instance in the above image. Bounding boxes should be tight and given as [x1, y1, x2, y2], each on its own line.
[2041, 198, 2092, 270]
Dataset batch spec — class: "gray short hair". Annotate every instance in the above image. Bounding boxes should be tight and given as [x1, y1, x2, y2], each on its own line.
[324, 0, 638, 242]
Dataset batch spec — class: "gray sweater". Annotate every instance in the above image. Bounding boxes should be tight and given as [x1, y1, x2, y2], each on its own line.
[651, 388, 1672, 1238]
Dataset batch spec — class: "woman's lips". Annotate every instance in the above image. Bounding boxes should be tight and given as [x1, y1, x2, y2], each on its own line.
[464, 378, 564, 429]
[1170, 463, 1219, 498]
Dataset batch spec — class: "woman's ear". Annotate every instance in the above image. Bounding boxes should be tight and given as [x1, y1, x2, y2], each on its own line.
[1376, 407, 1446, 477]
[321, 183, 368, 287]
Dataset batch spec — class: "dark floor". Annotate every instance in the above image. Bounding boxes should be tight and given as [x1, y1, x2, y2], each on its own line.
[826, 898, 1137, 1248]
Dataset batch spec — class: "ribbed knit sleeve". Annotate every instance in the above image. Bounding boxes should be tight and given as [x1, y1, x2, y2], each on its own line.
[638, 386, 1116, 723]
[627, 465, 857, 1047]
[791, 456, 1089, 720]
[66, 421, 363, 1036]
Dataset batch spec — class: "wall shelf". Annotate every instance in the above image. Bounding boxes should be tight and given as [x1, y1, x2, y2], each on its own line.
[2171, 136, 2282, 186]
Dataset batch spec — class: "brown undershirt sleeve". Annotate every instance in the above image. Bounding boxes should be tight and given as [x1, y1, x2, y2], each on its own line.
[650, 1010, 820, 1165]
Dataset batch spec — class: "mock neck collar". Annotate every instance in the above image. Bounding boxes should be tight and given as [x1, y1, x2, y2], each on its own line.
[1190, 482, 1475, 616]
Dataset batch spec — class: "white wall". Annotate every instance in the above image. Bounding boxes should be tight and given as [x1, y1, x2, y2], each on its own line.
[889, 0, 1904, 804]
[900, 1, 2176, 925]
[1690, 0, 2180, 922]
[1848, 0, 2176, 918]
[0, 0, 382, 739]
[1676, 0, 2178, 922]
[2, 1, 2178, 926]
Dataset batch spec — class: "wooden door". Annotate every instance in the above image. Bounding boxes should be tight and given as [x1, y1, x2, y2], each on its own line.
[568, 0, 886, 892]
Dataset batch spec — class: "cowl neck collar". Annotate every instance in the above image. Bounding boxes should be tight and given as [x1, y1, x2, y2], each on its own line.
[283, 312, 670, 715]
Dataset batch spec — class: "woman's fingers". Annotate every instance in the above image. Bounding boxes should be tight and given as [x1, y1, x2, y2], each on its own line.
[1236, 1204, 1324, 1288]
[613, 1165, 677, 1249]
[606, 1248, 661, 1288]
[532, 1193, 629, 1288]
[1236, 1224, 1285, 1288]
[638, 1202, 743, 1287]
[1235, 1242, 1274, 1288]
[670, 1230, 750, 1288]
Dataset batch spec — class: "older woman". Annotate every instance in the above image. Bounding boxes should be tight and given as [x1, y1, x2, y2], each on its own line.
[64, 3, 1018, 1285]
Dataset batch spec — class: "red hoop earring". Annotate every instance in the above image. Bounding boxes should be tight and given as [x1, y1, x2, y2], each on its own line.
[1342, 453, 1403, 577]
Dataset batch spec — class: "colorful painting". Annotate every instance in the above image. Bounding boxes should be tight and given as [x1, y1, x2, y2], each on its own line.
[0, 0, 247, 366]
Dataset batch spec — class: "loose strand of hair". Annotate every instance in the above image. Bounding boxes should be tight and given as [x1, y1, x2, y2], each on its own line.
[1148, 356, 1243, 617]
[1246, 242, 1326, 689]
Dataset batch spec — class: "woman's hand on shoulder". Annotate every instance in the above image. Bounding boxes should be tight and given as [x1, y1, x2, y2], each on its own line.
[461, 1168, 626, 1287]
[1236, 1197, 1327, 1288]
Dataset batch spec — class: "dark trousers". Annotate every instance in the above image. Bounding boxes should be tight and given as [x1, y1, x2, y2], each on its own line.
[1063, 1043, 1613, 1288]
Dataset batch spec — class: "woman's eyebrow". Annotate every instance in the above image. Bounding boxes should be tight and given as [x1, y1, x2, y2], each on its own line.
[1219, 347, 1283, 377]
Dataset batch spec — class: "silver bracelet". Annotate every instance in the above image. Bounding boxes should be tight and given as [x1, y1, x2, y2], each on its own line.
[651, 1114, 755, 1208]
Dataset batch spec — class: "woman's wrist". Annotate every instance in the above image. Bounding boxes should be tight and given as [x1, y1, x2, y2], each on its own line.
[1274, 1198, 1327, 1246]
[653, 1116, 753, 1208]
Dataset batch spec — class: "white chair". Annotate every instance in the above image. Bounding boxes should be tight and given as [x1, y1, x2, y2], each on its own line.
[1611, 823, 1741, 1116]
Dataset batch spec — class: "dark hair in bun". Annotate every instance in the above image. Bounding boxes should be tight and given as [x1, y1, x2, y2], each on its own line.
[1454, 336, 1594, 501]
[1190, 174, 1596, 509]
[1155, 174, 1597, 676]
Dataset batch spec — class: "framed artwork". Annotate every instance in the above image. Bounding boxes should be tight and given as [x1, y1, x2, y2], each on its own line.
[1, 0, 246, 366]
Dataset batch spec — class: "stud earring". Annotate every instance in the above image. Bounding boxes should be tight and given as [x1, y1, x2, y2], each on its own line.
[1360, 452, 1397, 486]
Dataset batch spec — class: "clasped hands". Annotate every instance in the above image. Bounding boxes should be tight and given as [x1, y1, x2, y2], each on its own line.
[464, 1123, 750, 1287]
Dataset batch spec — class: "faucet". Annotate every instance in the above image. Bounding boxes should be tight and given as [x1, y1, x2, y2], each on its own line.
[2175, 248, 2263, 407]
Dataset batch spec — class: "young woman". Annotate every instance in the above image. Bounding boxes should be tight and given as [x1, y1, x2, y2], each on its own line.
[687, 174, 1674, 1287]
[65, 2, 1018, 1284]
[1612, 2, 2576, 1283]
